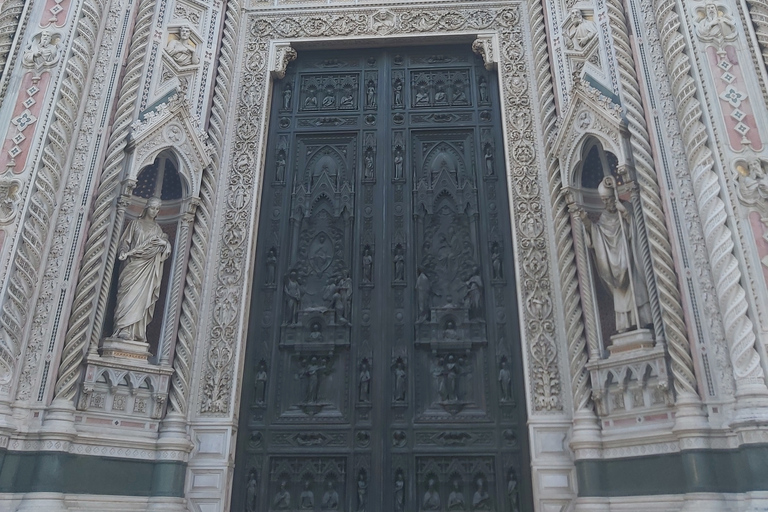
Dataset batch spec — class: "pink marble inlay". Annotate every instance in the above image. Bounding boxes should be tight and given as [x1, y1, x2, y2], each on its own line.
[0, 73, 51, 173]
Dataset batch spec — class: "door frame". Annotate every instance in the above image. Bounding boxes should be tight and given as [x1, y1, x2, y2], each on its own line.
[184, 6, 576, 512]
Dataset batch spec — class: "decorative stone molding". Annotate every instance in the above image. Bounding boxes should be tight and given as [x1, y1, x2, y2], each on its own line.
[197, 5, 564, 418]
[747, 0, 768, 71]
[269, 42, 296, 79]
[21, 29, 61, 71]
[471, 34, 498, 70]
[0, 0, 28, 104]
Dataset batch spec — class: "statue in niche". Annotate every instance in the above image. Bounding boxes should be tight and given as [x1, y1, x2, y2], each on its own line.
[245, 470, 258, 512]
[23, 30, 60, 69]
[308, 321, 323, 341]
[339, 270, 353, 320]
[284, 270, 302, 325]
[464, 266, 484, 320]
[478, 76, 489, 103]
[416, 84, 430, 105]
[434, 355, 464, 401]
[580, 177, 652, 334]
[423, 478, 441, 510]
[453, 83, 467, 104]
[265, 247, 277, 285]
[393, 357, 407, 401]
[298, 356, 328, 403]
[357, 470, 368, 511]
[393, 244, 405, 281]
[499, 358, 512, 402]
[282, 84, 293, 110]
[565, 9, 597, 51]
[321, 481, 339, 510]
[507, 469, 520, 512]
[300, 480, 314, 509]
[0, 179, 20, 224]
[273, 480, 291, 510]
[696, 3, 736, 49]
[472, 477, 491, 510]
[305, 87, 318, 108]
[322, 85, 336, 108]
[394, 78, 404, 106]
[330, 286, 348, 325]
[394, 470, 406, 511]
[394, 148, 404, 180]
[444, 319, 460, 342]
[447, 479, 466, 510]
[491, 242, 503, 280]
[276, 151, 286, 183]
[358, 358, 371, 402]
[416, 267, 434, 322]
[112, 197, 171, 342]
[364, 148, 375, 180]
[362, 245, 373, 283]
[254, 360, 268, 403]
[484, 144, 494, 176]
[366, 79, 377, 107]
[165, 26, 198, 66]
[435, 84, 447, 104]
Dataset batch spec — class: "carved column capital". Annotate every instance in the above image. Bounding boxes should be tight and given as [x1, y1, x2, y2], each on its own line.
[472, 35, 497, 71]
[270, 43, 297, 79]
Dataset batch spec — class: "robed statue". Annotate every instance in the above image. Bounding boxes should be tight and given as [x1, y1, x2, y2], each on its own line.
[112, 197, 172, 342]
[580, 177, 651, 333]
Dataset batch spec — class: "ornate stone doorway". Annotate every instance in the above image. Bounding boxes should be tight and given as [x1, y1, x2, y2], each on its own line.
[232, 44, 532, 511]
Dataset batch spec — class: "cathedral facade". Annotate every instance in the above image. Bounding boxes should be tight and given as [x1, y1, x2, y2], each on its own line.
[0, 0, 767, 509]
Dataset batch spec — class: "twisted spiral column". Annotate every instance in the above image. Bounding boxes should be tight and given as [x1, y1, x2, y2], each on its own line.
[654, 0, 768, 408]
[0, 0, 26, 104]
[607, 0, 699, 398]
[166, 0, 239, 415]
[0, 0, 106, 391]
[747, 0, 768, 71]
[527, 0, 593, 412]
[54, 0, 155, 402]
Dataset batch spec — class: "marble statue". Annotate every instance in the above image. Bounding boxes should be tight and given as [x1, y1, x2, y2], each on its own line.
[166, 26, 199, 66]
[580, 177, 651, 333]
[112, 197, 171, 342]
[23, 30, 60, 69]
[273, 480, 291, 509]
[565, 9, 597, 51]
[0, 179, 20, 223]
[742, 159, 768, 201]
[423, 478, 441, 510]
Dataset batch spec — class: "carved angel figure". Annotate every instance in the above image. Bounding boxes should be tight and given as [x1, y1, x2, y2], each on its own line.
[166, 26, 199, 66]
[696, 3, 736, 48]
[112, 197, 171, 342]
[22, 30, 60, 69]
[565, 9, 597, 51]
[580, 177, 651, 333]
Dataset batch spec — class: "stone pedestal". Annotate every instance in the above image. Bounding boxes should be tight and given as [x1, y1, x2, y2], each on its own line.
[608, 328, 654, 354]
[101, 337, 152, 361]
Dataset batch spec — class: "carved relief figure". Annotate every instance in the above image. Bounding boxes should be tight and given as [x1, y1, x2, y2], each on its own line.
[580, 177, 652, 333]
[357, 470, 368, 512]
[464, 266, 484, 320]
[565, 9, 597, 51]
[276, 151, 287, 183]
[447, 479, 466, 510]
[739, 158, 768, 203]
[322, 85, 336, 108]
[394, 470, 405, 511]
[491, 242, 503, 280]
[362, 245, 373, 283]
[266, 247, 278, 285]
[364, 148, 375, 180]
[166, 26, 198, 66]
[305, 87, 318, 108]
[394, 78, 404, 106]
[416, 84, 430, 105]
[300, 480, 315, 509]
[341, 87, 355, 108]
[393, 358, 407, 401]
[416, 267, 433, 322]
[507, 469, 520, 512]
[112, 198, 171, 342]
[321, 481, 339, 510]
[22, 30, 60, 69]
[435, 84, 447, 104]
[394, 148, 404, 180]
[255, 360, 268, 403]
[696, 3, 737, 48]
[245, 470, 258, 512]
[273, 480, 291, 510]
[472, 477, 491, 510]
[423, 478, 441, 510]
[484, 144, 494, 176]
[366, 79, 377, 107]
[285, 270, 302, 325]
[358, 358, 371, 402]
[0, 179, 21, 224]
[394, 244, 405, 281]
[282, 84, 293, 110]
[478, 76, 489, 103]
[498, 359, 512, 402]
[298, 356, 327, 403]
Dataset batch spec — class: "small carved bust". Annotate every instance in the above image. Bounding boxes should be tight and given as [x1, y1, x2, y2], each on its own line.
[696, 3, 736, 48]
[565, 9, 597, 51]
[23, 30, 60, 69]
[166, 26, 199, 66]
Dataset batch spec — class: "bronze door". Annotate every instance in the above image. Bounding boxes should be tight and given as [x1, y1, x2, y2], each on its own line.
[233, 45, 532, 512]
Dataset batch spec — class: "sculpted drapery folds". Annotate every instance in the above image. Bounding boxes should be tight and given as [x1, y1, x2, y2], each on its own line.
[112, 197, 171, 342]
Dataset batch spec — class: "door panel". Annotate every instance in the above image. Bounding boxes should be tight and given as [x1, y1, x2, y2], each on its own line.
[233, 45, 532, 512]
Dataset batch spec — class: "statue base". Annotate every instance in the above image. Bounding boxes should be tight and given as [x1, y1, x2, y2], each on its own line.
[101, 337, 152, 361]
[607, 328, 654, 354]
